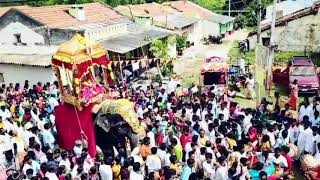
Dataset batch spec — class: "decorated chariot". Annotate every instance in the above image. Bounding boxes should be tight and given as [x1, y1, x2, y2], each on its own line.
[52, 34, 144, 157]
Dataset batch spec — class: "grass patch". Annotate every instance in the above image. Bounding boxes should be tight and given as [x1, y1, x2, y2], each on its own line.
[228, 42, 317, 66]
[228, 41, 255, 65]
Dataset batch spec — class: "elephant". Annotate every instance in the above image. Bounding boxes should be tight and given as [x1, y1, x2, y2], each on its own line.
[92, 99, 145, 157]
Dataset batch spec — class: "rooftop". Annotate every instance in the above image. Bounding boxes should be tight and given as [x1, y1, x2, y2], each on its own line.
[153, 13, 199, 29]
[115, 2, 177, 18]
[0, 2, 124, 28]
[205, 13, 235, 24]
[163, 0, 214, 18]
[99, 22, 173, 54]
[0, 45, 57, 66]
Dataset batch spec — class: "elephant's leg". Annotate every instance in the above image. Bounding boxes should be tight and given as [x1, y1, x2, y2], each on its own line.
[127, 131, 139, 150]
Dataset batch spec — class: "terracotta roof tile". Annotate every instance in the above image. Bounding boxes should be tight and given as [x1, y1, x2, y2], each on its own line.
[0, 3, 124, 28]
[116, 2, 178, 17]
[163, 0, 214, 18]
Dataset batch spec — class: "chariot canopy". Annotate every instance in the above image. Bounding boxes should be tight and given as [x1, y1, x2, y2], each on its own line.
[52, 34, 114, 110]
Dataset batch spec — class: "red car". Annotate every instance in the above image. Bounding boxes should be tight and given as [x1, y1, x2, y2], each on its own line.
[273, 56, 320, 93]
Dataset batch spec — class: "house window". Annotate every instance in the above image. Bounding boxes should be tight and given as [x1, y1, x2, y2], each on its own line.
[0, 73, 4, 82]
[262, 37, 270, 47]
[14, 33, 22, 44]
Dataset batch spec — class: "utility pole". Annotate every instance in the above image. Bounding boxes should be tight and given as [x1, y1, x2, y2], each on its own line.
[228, 0, 231, 16]
[255, 0, 262, 107]
[257, 0, 262, 44]
[266, 0, 277, 96]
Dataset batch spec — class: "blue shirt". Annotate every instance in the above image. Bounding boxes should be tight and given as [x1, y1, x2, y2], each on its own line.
[181, 165, 194, 180]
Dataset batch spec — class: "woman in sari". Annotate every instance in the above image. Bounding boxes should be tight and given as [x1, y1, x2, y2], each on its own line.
[287, 79, 298, 111]
[245, 74, 255, 100]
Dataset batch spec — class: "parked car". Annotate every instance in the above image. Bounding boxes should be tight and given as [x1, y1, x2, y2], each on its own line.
[273, 56, 320, 94]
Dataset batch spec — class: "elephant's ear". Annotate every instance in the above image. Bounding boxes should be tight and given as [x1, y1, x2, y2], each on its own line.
[95, 113, 112, 133]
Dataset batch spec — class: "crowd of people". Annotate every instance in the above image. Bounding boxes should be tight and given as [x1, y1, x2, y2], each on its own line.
[0, 77, 320, 180]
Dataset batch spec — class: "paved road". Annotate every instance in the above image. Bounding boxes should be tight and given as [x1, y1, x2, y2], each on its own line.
[173, 29, 248, 86]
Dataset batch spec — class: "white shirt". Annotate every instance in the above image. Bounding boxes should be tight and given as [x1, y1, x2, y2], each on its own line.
[217, 108, 229, 122]
[146, 155, 161, 173]
[272, 155, 288, 174]
[164, 153, 171, 167]
[214, 165, 228, 180]
[299, 105, 313, 121]
[129, 171, 144, 180]
[157, 149, 166, 167]
[59, 159, 71, 171]
[99, 164, 113, 180]
[3, 120, 17, 132]
[123, 69, 132, 77]
[23, 163, 36, 176]
[202, 161, 215, 179]
[45, 172, 59, 180]
[137, 107, 144, 119]
[304, 127, 314, 153]
[147, 131, 156, 147]
[266, 131, 276, 147]
[48, 97, 59, 110]
[0, 108, 11, 120]
[314, 152, 320, 162]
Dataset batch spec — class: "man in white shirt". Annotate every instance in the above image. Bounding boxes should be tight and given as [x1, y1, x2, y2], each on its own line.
[214, 156, 228, 180]
[217, 105, 229, 122]
[266, 125, 276, 147]
[0, 105, 11, 120]
[157, 144, 167, 167]
[273, 147, 288, 175]
[48, 94, 59, 111]
[45, 166, 59, 180]
[59, 151, 71, 171]
[123, 69, 133, 81]
[202, 153, 215, 179]
[99, 158, 113, 180]
[146, 147, 161, 174]
[130, 162, 144, 180]
[167, 78, 176, 94]
[303, 122, 314, 154]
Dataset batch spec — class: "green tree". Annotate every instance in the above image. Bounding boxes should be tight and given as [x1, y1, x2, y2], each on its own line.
[176, 35, 187, 51]
[150, 39, 169, 79]
[191, 0, 225, 11]
[237, 0, 273, 27]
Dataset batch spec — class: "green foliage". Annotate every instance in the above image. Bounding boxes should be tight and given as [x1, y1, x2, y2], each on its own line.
[191, 0, 225, 11]
[150, 39, 169, 59]
[237, 0, 274, 27]
[273, 51, 305, 65]
[176, 35, 187, 51]
[228, 41, 256, 65]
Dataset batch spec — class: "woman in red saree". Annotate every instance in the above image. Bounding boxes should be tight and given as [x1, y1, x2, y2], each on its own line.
[287, 79, 298, 110]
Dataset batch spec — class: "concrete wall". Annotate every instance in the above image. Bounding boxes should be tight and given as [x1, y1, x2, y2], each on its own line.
[201, 20, 220, 37]
[49, 28, 83, 45]
[183, 22, 201, 45]
[0, 64, 55, 85]
[0, 22, 44, 45]
[248, 12, 320, 52]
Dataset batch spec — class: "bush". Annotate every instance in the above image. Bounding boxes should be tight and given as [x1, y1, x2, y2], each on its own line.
[176, 35, 187, 51]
